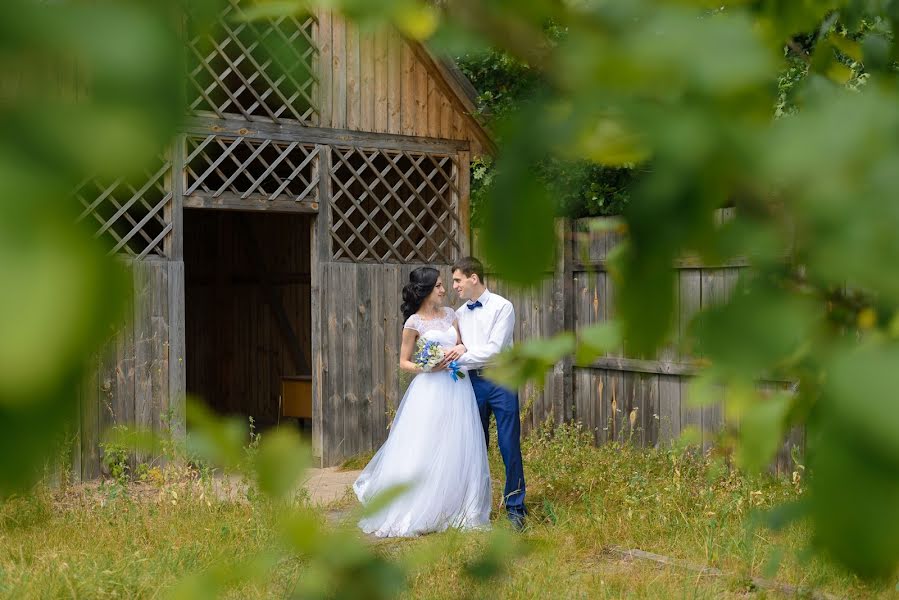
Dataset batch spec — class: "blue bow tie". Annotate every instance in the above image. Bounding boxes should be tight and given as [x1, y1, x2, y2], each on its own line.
[467, 301, 483, 310]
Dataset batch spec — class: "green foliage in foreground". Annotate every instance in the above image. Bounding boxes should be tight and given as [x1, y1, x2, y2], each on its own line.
[1, 423, 892, 599]
[423, 0, 899, 580]
[3, 0, 899, 586]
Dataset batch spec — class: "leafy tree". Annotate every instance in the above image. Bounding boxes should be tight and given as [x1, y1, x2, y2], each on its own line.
[457, 37, 639, 221]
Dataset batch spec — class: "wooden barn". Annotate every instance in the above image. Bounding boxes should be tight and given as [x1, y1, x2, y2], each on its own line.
[73, 1, 493, 477]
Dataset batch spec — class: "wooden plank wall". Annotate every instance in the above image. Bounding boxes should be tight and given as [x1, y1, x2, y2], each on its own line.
[183, 210, 313, 430]
[75, 258, 172, 481]
[316, 11, 484, 154]
[470, 228, 568, 436]
[319, 262, 459, 465]
[472, 213, 804, 475]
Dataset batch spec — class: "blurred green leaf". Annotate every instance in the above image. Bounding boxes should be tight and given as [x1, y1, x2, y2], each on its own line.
[693, 283, 818, 378]
[575, 321, 621, 365]
[234, 1, 308, 22]
[481, 161, 556, 284]
[463, 528, 527, 581]
[577, 117, 650, 166]
[102, 425, 159, 456]
[809, 418, 899, 581]
[735, 389, 791, 473]
[485, 333, 576, 389]
[167, 552, 279, 600]
[185, 399, 247, 470]
[827, 342, 899, 463]
[254, 428, 311, 499]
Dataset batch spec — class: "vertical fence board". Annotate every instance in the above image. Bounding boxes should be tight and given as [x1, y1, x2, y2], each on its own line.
[658, 374, 681, 446]
[168, 260, 186, 440]
[360, 27, 374, 132]
[414, 58, 429, 137]
[150, 261, 170, 445]
[369, 265, 386, 449]
[80, 354, 100, 480]
[346, 21, 360, 131]
[700, 268, 726, 450]
[400, 41, 416, 135]
[428, 76, 441, 138]
[384, 265, 401, 425]
[373, 29, 388, 133]
[679, 269, 702, 436]
[331, 16, 347, 129]
[356, 266, 373, 454]
[387, 31, 402, 135]
[133, 261, 153, 464]
[324, 264, 343, 464]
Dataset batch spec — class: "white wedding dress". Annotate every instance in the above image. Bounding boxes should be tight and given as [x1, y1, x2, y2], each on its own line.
[353, 307, 492, 537]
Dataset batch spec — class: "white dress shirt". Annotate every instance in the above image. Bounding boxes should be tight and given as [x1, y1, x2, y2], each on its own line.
[455, 289, 515, 370]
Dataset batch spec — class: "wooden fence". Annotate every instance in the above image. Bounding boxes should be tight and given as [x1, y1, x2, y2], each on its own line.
[476, 213, 803, 475]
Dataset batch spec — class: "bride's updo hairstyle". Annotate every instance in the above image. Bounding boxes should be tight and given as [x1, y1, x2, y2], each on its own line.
[401, 266, 440, 320]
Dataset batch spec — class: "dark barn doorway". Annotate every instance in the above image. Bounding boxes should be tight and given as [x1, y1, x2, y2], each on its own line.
[184, 209, 313, 432]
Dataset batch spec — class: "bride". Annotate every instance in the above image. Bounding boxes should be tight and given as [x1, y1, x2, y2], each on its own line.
[353, 266, 492, 537]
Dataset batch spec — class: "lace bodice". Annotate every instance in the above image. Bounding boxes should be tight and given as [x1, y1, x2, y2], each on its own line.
[404, 307, 458, 347]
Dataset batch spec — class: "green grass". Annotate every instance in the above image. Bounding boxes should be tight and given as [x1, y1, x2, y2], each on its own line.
[0, 424, 896, 599]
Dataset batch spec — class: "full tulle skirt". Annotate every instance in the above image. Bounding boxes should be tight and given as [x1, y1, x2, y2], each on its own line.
[353, 370, 492, 538]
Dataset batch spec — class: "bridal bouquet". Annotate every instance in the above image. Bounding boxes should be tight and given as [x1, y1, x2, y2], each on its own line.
[413, 339, 466, 381]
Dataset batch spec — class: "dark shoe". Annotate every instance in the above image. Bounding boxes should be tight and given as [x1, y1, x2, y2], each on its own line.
[507, 511, 526, 532]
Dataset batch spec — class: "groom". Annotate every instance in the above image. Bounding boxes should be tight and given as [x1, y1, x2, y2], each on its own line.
[446, 256, 526, 529]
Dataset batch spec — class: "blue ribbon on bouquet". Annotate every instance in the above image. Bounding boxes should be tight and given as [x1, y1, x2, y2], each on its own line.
[448, 361, 466, 381]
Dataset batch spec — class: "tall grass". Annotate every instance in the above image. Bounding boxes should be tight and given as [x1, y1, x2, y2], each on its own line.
[0, 422, 893, 599]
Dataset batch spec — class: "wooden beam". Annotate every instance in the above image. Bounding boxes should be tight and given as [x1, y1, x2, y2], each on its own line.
[237, 216, 311, 374]
[586, 356, 700, 376]
[184, 193, 320, 213]
[182, 115, 470, 154]
[574, 256, 755, 272]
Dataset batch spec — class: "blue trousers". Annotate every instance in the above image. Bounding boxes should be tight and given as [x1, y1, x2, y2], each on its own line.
[470, 372, 526, 516]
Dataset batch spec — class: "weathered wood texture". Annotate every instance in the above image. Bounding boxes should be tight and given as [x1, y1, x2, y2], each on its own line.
[74, 154, 174, 259]
[317, 262, 460, 465]
[327, 145, 464, 264]
[75, 258, 173, 479]
[474, 213, 802, 475]
[183, 210, 313, 429]
[315, 10, 489, 155]
[186, 0, 319, 126]
[74, 5, 487, 475]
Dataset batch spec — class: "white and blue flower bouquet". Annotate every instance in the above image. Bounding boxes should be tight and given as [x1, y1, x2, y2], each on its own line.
[413, 339, 465, 381]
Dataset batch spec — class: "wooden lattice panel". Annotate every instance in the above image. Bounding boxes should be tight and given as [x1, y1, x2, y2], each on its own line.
[74, 155, 173, 259]
[185, 135, 320, 203]
[187, 0, 319, 125]
[329, 147, 462, 263]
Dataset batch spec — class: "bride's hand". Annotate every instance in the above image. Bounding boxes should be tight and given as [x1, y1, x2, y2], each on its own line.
[442, 344, 466, 364]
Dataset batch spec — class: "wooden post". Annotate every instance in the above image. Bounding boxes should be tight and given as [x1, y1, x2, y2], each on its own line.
[310, 144, 332, 465]
[166, 135, 185, 261]
[456, 150, 471, 258]
[552, 219, 574, 424]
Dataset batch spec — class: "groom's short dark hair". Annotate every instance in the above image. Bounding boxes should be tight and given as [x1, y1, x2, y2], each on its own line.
[452, 256, 485, 283]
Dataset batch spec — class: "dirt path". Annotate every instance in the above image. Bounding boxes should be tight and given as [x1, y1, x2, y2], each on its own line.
[303, 467, 361, 505]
